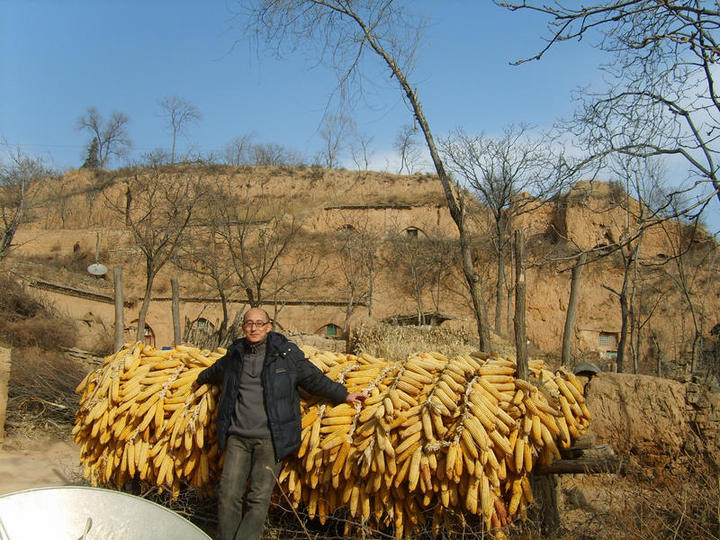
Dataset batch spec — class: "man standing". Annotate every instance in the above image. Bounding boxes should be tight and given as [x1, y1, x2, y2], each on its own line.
[195, 308, 366, 540]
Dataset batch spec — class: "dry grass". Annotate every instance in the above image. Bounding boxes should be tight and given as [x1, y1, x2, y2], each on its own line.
[553, 452, 720, 540]
[350, 322, 477, 361]
[0, 272, 85, 436]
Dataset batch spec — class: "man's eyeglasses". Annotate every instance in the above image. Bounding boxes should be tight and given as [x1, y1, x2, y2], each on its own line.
[243, 320, 269, 329]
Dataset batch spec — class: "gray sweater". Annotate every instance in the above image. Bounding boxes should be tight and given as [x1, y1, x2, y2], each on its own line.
[228, 340, 271, 439]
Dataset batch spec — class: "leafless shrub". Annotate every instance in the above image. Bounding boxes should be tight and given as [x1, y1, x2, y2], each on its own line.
[86, 330, 115, 357]
[5, 347, 86, 436]
[137, 486, 218, 538]
[0, 273, 78, 350]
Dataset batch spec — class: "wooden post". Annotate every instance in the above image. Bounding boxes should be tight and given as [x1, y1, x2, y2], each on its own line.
[530, 474, 561, 534]
[171, 278, 181, 347]
[114, 266, 124, 352]
[513, 231, 561, 533]
[0, 347, 10, 441]
[513, 230, 528, 381]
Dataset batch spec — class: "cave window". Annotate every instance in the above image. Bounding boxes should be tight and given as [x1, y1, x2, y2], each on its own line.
[405, 227, 419, 239]
[317, 323, 341, 338]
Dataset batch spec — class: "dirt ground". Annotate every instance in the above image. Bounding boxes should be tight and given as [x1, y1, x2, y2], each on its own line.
[0, 432, 81, 496]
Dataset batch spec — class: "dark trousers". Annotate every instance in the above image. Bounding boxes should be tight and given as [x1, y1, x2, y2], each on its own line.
[218, 435, 282, 540]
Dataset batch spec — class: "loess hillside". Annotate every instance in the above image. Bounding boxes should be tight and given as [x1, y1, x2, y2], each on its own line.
[5, 164, 719, 380]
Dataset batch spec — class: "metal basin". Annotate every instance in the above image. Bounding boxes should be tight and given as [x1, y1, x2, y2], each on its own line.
[0, 486, 211, 540]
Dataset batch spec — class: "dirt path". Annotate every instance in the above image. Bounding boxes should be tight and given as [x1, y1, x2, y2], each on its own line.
[0, 433, 81, 496]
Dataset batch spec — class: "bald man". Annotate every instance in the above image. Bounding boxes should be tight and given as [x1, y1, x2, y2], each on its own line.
[195, 308, 366, 540]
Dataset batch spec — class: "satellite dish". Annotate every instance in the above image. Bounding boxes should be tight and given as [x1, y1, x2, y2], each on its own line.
[0, 486, 211, 539]
[87, 231, 107, 276]
[87, 263, 108, 276]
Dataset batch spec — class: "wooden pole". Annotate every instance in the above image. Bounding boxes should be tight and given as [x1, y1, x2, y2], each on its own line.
[513, 230, 528, 381]
[113, 266, 124, 352]
[0, 347, 10, 441]
[513, 230, 561, 534]
[171, 277, 181, 347]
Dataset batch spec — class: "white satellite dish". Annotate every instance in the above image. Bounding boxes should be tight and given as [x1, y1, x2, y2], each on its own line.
[87, 231, 107, 276]
[87, 262, 108, 276]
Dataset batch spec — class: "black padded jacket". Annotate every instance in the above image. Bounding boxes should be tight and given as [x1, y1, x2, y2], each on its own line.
[196, 331, 349, 461]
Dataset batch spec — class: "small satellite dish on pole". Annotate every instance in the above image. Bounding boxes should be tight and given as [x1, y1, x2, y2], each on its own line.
[87, 231, 108, 277]
[87, 262, 108, 276]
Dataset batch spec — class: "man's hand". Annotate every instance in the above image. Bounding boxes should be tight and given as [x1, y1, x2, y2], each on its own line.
[346, 392, 367, 404]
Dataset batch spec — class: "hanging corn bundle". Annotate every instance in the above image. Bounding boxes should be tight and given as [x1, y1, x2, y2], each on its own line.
[73, 342, 224, 499]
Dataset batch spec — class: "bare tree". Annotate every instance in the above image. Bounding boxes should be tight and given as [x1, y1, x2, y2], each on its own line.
[601, 156, 666, 372]
[657, 214, 717, 375]
[215, 182, 316, 309]
[159, 96, 202, 164]
[394, 123, 422, 174]
[174, 180, 239, 343]
[385, 225, 456, 325]
[442, 125, 566, 335]
[76, 107, 132, 169]
[246, 0, 493, 350]
[222, 134, 255, 165]
[46, 173, 74, 229]
[110, 166, 207, 341]
[350, 132, 374, 171]
[499, 1, 720, 220]
[328, 214, 381, 332]
[83, 170, 115, 227]
[0, 148, 53, 259]
[251, 143, 304, 166]
[318, 114, 355, 169]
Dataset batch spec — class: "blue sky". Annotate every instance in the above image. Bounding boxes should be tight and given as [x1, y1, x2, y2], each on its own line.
[2, 0, 718, 233]
[2, 1, 603, 167]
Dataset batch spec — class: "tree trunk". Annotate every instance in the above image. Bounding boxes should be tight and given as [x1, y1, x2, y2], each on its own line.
[0, 347, 11, 441]
[514, 231, 528, 381]
[360, 32, 492, 351]
[561, 252, 586, 366]
[629, 237, 642, 373]
[495, 241, 505, 335]
[171, 277, 181, 347]
[617, 283, 629, 373]
[530, 474, 561, 536]
[245, 286, 257, 308]
[125, 180, 133, 226]
[218, 289, 229, 343]
[114, 266, 124, 352]
[344, 290, 355, 337]
[506, 247, 514, 333]
[367, 265, 374, 317]
[692, 332, 703, 374]
[0, 181, 24, 260]
[459, 216, 492, 351]
[171, 128, 177, 165]
[136, 268, 156, 343]
[651, 332, 663, 377]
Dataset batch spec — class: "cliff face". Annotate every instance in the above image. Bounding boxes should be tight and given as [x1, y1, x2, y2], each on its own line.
[7, 166, 719, 374]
